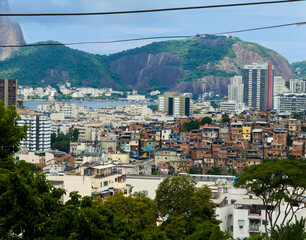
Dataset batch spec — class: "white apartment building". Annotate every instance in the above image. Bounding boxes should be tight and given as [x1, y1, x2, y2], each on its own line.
[273, 76, 286, 96]
[231, 195, 305, 239]
[274, 93, 306, 112]
[228, 76, 244, 102]
[290, 79, 306, 93]
[220, 101, 246, 114]
[47, 164, 132, 202]
[127, 94, 146, 101]
[18, 115, 51, 152]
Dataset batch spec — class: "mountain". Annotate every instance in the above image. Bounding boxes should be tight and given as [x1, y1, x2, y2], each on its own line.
[291, 60, 306, 80]
[0, 0, 26, 60]
[0, 35, 294, 95]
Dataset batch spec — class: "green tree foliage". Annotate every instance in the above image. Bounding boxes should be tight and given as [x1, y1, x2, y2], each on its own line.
[291, 60, 306, 80]
[201, 117, 212, 125]
[271, 217, 306, 240]
[104, 192, 157, 231]
[185, 221, 230, 240]
[206, 166, 222, 175]
[148, 104, 158, 112]
[235, 160, 306, 239]
[0, 102, 27, 159]
[287, 134, 293, 147]
[156, 175, 220, 239]
[293, 113, 300, 119]
[51, 129, 79, 153]
[181, 119, 200, 132]
[222, 113, 230, 123]
[156, 175, 196, 217]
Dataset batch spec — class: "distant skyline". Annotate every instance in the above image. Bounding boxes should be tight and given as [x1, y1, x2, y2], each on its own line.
[7, 0, 306, 63]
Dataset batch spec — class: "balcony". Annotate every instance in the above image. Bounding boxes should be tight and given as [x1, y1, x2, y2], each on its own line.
[248, 210, 261, 218]
[249, 224, 260, 232]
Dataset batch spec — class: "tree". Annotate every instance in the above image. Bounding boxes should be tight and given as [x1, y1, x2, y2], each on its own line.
[156, 175, 196, 217]
[185, 221, 229, 240]
[156, 176, 220, 239]
[201, 117, 212, 125]
[71, 128, 79, 142]
[104, 192, 157, 231]
[227, 166, 237, 176]
[287, 134, 293, 147]
[0, 102, 27, 159]
[181, 120, 200, 132]
[235, 160, 306, 239]
[271, 217, 306, 240]
[222, 113, 230, 123]
[206, 166, 222, 175]
[189, 186, 218, 227]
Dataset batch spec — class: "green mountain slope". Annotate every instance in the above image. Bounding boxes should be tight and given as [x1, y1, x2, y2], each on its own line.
[291, 60, 306, 79]
[0, 41, 122, 89]
[0, 36, 295, 94]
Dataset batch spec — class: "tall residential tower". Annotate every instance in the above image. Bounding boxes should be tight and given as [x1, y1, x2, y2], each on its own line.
[243, 63, 274, 111]
[228, 76, 244, 103]
[0, 79, 17, 107]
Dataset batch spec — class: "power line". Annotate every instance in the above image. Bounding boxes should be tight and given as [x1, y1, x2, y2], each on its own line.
[0, 0, 304, 17]
[0, 21, 304, 48]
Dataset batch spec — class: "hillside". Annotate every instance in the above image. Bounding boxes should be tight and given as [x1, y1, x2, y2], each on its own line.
[0, 41, 123, 89]
[0, 35, 294, 94]
[291, 60, 306, 80]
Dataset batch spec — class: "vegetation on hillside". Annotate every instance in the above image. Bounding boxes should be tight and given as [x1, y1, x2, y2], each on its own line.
[0, 41, 123, 89]
[291, 60, 306, 79]
[0, 35, 282, 92]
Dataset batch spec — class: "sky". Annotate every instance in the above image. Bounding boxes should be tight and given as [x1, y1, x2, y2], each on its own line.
[7, 0, 306, 63]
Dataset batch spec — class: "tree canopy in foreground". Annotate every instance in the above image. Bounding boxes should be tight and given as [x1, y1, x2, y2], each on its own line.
[235, 160, 306, 240]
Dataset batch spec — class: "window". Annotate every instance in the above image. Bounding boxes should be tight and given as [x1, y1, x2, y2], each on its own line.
[104, 181, 108, 187]
[238, 220, 245, 226]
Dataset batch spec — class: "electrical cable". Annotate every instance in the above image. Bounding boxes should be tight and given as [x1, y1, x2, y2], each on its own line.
[0, 21, 305, 48]
[0, 0, 304, 17]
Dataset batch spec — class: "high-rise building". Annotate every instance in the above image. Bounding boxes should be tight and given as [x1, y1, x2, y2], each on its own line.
[243, 63, 274, 110]
[290, 79, 306, 93]
[273, 76, 286, 96]
[158, 92, 192, 116]
[18, 115, 51, 152]
[228, 76, 244, 103]
[0, 79, 17, 107]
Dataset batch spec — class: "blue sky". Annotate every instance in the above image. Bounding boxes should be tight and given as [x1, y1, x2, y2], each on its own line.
[8, 0, 306, 63]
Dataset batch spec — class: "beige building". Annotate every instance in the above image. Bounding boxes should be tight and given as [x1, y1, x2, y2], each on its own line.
[108, 152, 130, 163]
[158, 92, 192, 116]
[47, 164, 132, 202]
[154, 150, 183, 164]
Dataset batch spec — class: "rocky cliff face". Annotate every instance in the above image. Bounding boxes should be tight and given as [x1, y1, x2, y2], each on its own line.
[111, 52, 185, 91]
[0, 0, 26, 60]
